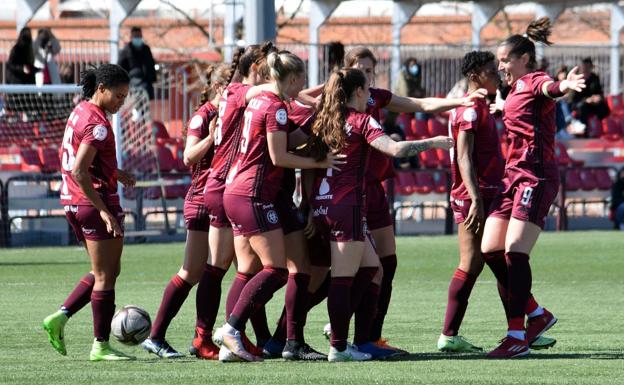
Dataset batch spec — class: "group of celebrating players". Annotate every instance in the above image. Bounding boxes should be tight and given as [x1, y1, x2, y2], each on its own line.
[42, 17, 585, 362]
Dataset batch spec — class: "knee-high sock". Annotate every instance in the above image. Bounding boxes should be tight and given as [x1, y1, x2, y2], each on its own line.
[285, 273, 311, 341]
[442, 269, 477, 336]
[227, 267, 288, 333]
[370, 254, 397, 341]
[151, 274, 192, 340]
[505, 252, 532, 332]
[91, 290, 115, 341]
[226, 272, 252, 320]
[195, 265, 227, 334]
[350, 267, 379, 314]
[328, 277, 353, 351]
[353, 282, 380, 345]
[62, 273, 95, 317]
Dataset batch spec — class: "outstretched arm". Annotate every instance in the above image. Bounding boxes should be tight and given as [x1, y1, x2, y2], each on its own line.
[369, 134, 453, 158]
[386, 88, 487, 114]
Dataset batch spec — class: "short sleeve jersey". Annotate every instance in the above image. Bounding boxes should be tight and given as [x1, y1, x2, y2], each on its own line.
[209, 82, 251, 181]
[449, 97, 504, 200]
[503, 71, 558, 171]
[59, 101, 118, 206]
[185, 102, 217, 200]
[312, 108, 386, 206]
[224, 91, 290, 201]
[365, 87, 394, 182]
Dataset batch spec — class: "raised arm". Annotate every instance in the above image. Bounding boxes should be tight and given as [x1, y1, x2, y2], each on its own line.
[369, 134, 453, 158]
[386, 88, 487, 114]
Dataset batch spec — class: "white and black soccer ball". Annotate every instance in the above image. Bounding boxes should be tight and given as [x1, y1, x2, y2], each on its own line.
[111, 305, 151, 345]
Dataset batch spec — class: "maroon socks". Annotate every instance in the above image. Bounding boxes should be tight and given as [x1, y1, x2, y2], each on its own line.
[195, 265, 227, 334]
[442, 269, 477, 336]
[285, 273, 311, 341]
[328, 277, 353, 351]
[61, 273, 95, 317]
[505, 252, 532, 332]
[370, 254, 397, 341]
[91, 289, 115, 341]
[150, 274, 192, 341]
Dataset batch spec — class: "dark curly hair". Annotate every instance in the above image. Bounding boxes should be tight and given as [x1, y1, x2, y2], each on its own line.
[500, 17, 553, 70]
[461, 51, 496, 77]
[79, 63, 129, 99]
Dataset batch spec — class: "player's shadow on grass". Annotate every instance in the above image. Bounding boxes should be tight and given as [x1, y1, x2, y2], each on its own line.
[0, 261, 88, 266]
[387, 351, 624, 361]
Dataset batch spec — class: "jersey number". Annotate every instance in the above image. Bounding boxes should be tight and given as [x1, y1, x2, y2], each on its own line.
[520, 186, 534, 206]
[60, 112, 79, 196]
[239, 110, 253, 154]
[214, 90, 228, 146]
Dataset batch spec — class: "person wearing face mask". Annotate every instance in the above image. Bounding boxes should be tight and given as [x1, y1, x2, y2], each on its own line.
[118, 26, 157, 99]
[393, 57, 426, 100]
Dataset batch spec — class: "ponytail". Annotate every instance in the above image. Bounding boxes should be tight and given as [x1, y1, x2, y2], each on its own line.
[526, 17, 553, 46]
[227, 47, 244, 85]
[196, 64, 216, 110]
[501, 17, 553, 70]
[267, 50, 305, 101]
[79, 67, 98, 98]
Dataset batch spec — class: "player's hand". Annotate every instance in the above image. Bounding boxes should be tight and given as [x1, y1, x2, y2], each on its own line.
[117, 169, 136, 187]
[319, 151, 346, 171]
[460, 88, 487, 106]
[430, 136, 454, 150]
[560, 66, 586, 93]
[490, 89, 505, 115]
[100, 210, 123, 237]
[304, 209, 317, 239]
[464, 198, 484, 234]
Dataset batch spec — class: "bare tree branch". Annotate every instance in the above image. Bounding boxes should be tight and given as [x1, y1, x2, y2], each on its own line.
[276, 0, 304, 31]
[158, 0, 212, 41]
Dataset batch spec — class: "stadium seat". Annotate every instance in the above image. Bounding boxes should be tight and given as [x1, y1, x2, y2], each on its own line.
[394, 171, 416, 195]
[413, 171, 434, 194]
[427, 117, 448, 137]
[432, 170, 448, 193]
[586, 115, 603, 138]
[396, 113, 413, 134]
[593, 168, 613, 190]
[579, 168, 598, 191]
[564, 168, 582, 191]
[436, 149, 451, 168]
[38, 146, 60, 173]
[171, 141, 187, 172]
[20, 147, 43, 172]
[555, 142, 584, 167]
[407, 118, 429, 140]
[151, 120, 171, 140]
[418, 148, 439, 169]
[606, 94, 624, 115]
[156, 145, 176, 172]
[601, 117, 622, 141]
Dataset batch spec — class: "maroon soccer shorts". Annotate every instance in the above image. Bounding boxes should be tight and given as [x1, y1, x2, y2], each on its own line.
[450, 197, 495, 225]
[183, 196, 210, 232]
[274, 190, 306, 235]
[203, 178, 231, 228]
[223, 193, 282, 236]
[64, 204, 125, 242]
[312, 204, 367, 242]
[488, 166, 560, 229]
[365, 181, 393, 231]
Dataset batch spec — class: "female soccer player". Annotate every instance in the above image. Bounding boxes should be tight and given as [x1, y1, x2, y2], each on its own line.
[213, 51, 343, 362]
[142, 64, 230, 358]
[42, 63, 135, 361]
[342, 47, 485, 354]
[482, 18, 585, 358]
[310, 67, 453, 361]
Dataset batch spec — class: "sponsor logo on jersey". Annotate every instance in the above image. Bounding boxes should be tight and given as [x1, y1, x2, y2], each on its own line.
[93, 125, 108, 141]
[81, 227, 96, 235]
[189, 115, 204, 130]
[331, 230, 344, 238]
[516, 80, 525, 92]
[275, 109, 288, 125]
[462, 108, 477, 122]
[313, 206, 328, 216]
[266, 209, 279, 224]
[316, 178, 333, 200]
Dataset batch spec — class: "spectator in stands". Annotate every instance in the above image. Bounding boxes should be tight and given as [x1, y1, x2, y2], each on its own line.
[33, 28, 62, 85]
[610, 169, 624, 230]
[394, 57, 426, 99]
[118, 26, 157, 99]
[6, 27, 35, 84]
[568, 57, 610, 136]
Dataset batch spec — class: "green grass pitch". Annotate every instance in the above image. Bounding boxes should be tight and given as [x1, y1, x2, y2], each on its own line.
[1, 231, 623, 385]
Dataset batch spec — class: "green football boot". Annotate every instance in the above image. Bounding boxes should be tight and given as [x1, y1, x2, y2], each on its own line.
[42, 310, 68, 356]
[437, 334, 483, 353]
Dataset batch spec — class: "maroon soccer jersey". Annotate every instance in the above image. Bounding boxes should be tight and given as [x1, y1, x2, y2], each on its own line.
[281, 100, 316, 195]
[59, 101, 118, 206]
[365, 87, 394, 182]
[209, 82, 251, 181]
[312, 108, 385, 206]
[449, 97, 504, 200]
[503, 71, 558, 169]
[224, 91, 290, 201]
[185, 101, 217, 200]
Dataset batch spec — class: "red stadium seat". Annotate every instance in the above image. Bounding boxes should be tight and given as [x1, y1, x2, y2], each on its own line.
[418, 149, 439, 169]
[564, 168, 582, 191]
[427, 117, 448, 137]
[606, 94, 624, 115]
[156, 145, 176, 172]
[555, 142, 584, 167]
[593, 168, 613, 190]
[413, 171, 434, 194]
[432, 170, 447, 193]
[38, 146, 60, 173]
[20, 147, 42, 172]
[579, 168, 598, 191]
[151, 120, 171, 140]
[407, 118, 429, 140]
[601, 117, 622, 141]
[171, 141, 187, 172]
[586, 115, 603, 138]
[394, 171, 416, 195]
[436, 149, 451, 168]
[396, 113, 413, 133]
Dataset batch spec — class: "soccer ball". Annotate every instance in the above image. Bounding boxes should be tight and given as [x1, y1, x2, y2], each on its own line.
[111, 305, 151, 345]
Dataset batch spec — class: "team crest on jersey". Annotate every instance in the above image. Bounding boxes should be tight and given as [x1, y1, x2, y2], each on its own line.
[462, 108, 477, 122]
[189, 115, 203, 130]
[367, 97, 375, 106]
[93, 125, 108, 141]
[266, 210, 279, 224]
[516, 80, 525, 92]
[275, 109, 288, 125]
